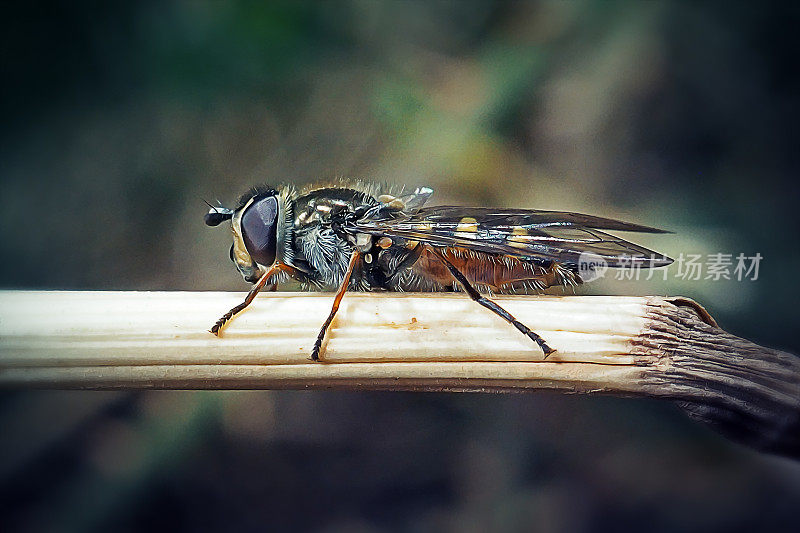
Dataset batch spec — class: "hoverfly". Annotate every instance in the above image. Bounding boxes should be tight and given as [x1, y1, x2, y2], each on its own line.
[205, 183, 672, 361]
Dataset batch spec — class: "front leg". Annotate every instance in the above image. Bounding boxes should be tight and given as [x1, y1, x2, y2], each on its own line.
[312, 250, 361, 362]
[210, 262, 296, 335]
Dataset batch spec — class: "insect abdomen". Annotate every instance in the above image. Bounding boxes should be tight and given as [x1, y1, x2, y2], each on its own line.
[406, 246, 580, 293]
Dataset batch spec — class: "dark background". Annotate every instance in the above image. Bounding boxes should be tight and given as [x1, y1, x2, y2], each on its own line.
[1, 1, 799, 532]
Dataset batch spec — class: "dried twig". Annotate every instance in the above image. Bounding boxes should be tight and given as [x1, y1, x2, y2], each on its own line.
[0, 291, 797, 457]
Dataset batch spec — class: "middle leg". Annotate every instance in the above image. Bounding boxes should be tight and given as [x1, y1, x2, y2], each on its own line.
[312, 250, 361, 361]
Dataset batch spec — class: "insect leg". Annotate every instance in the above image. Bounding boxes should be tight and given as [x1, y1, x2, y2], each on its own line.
[210, 263, 285, 336]
[312, 250, 361, 362]
[427, 247, 555, 358]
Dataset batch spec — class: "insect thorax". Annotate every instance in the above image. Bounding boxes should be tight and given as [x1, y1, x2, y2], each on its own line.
[290, 187, 375, 290]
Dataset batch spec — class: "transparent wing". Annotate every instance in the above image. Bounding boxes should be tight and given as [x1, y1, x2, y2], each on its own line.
[356, 206, 673, 268]
[395, 186, 434, 215]
[362, 186, 435, 220]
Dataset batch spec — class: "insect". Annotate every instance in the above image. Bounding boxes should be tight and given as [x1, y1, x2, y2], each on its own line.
[205, 182, 672, 361]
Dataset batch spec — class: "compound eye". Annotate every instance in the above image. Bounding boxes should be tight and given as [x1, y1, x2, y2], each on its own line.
[240, 195, 278, 266]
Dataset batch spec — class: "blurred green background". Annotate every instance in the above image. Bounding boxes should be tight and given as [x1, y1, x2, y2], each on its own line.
[1, 1, 799, 532]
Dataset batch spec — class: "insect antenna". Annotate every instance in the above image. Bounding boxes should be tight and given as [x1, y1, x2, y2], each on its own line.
[202, 198, 234, 227]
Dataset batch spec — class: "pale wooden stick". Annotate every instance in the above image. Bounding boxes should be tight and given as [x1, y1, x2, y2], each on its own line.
[0, 291, 798, 456]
